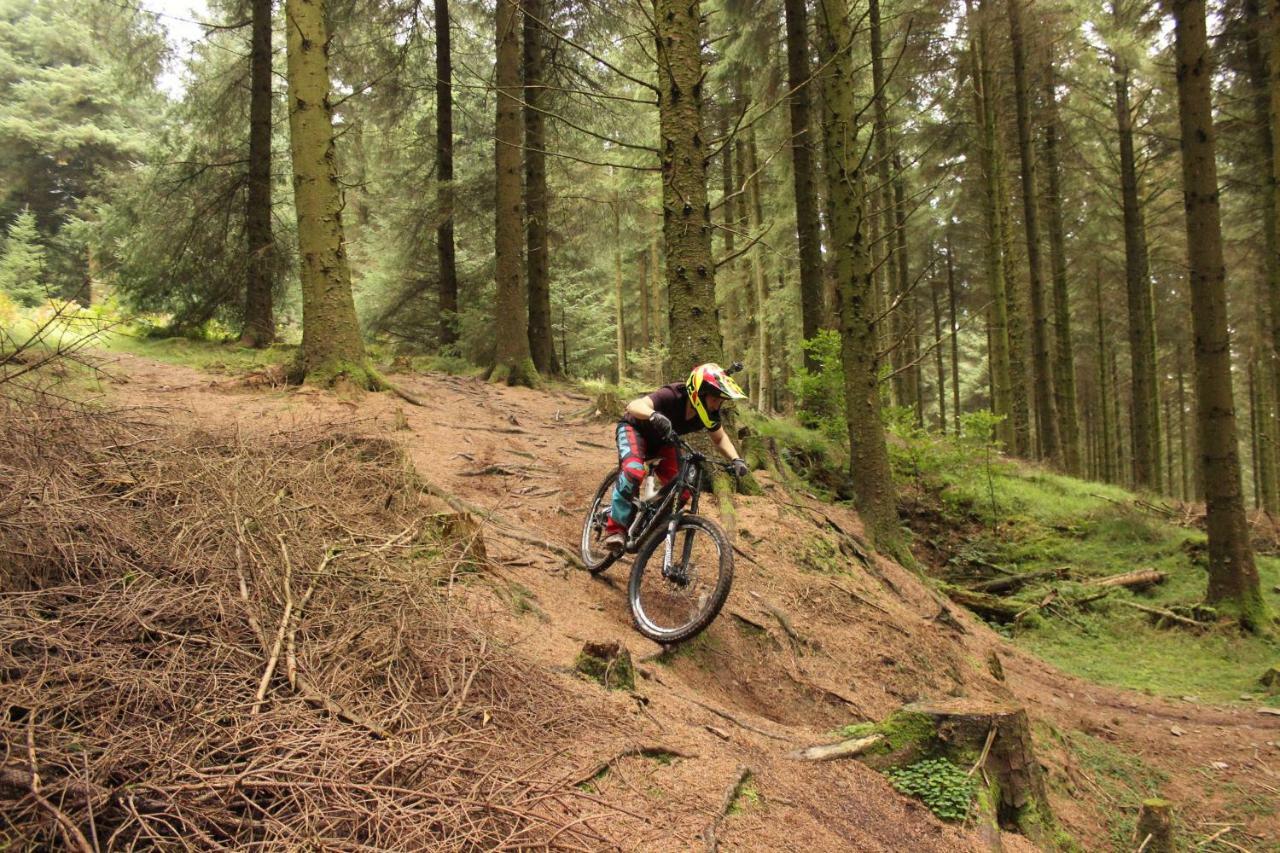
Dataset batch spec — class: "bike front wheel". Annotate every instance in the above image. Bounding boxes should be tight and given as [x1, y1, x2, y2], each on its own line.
[580, 468, 622, 575]
[628, 514, 733, 644]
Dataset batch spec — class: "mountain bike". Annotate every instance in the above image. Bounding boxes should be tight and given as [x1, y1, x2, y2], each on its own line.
[580, 434, 735, 644]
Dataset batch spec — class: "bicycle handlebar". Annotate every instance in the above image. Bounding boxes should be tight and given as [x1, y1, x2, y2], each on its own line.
[673, 435, 740, 476]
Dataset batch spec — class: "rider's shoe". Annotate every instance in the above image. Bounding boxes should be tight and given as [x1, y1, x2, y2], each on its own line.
[604, 532, 625, 553]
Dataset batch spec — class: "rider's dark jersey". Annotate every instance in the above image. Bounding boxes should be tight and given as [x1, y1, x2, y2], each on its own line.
[621, 382, 720, 446]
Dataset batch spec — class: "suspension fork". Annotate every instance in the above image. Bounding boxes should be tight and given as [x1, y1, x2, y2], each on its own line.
[663, 463, 701, 574]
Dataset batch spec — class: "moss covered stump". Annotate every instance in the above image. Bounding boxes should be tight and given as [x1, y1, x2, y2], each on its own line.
[574, 641, 635, 691]
[1135, 799, 1174, 852]
[857, 699, 1059, 849]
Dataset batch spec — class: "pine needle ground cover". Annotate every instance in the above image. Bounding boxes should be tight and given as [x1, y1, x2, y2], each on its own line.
[899, 436, 1280, 705]
[0, 388, 611, 849]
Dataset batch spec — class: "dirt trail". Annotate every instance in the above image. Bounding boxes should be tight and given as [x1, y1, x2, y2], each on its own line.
[97, 352, 1280, 851]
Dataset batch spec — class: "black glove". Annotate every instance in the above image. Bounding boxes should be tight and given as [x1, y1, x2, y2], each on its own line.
[648, 412, 676, 442]
[731, 458, 749, 479]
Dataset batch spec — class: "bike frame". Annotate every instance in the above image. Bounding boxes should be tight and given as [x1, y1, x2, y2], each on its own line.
[624, 439, 708, 571]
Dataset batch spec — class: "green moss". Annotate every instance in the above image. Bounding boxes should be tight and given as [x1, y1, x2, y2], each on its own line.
[573, 644, 635, 691]
[489, 356, 540, 388]
[854, 710, 937, 769]
[877, 711, 935, 752]
[835, 721, 878, 739]
[102, 332, 294, 374]
[905, 437, 1280, 701]
[799, 534, 844, 574]
[725, 772, 759, 815]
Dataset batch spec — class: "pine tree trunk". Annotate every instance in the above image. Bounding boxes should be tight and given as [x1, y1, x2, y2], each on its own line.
[651, 237, 664, 343]
[639, 243, 651, 349]
[1095, 265, 1113, 484]
[1251, 358, 1262, 509]
[614, 193, 626, 382]
[747, 129, 771, 413]
[1111, 348, 1127, 486]
[947, 233, 961, 434]
[492, 0, 537, 386]
[241, 0, 275, 348]
[870, 0, 902, 407]
[1003, 0, 1054, 466]
[932, 270, 947, 434]
[734, 135, 752, 387]
[1000, 154, 1032, 457]
[1270, 0, 1280, 511]
[655, 0, 722, 372]
[285, 0, 371, 386]
[894, 158, 922, 427]
[816, 0, 899, 552]
[719, 109, 737, 360]
[435, 0, 459, 348]
[1168, 0, 1268, 630]
[1114, 29, 1161, 490]
[783, 0, 825, 370]
[1042, 58, 1081, 473]
[1178, 343, 1190, 500]
[1244, 0, 1278, 512]
[524, 0, 557, 375]
[967, 0, 1014, 450]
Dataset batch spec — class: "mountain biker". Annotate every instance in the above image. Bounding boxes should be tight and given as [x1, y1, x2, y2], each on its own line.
[603, 363, 750, 552]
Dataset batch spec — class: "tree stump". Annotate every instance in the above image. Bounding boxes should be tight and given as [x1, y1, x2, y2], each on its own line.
[1260, 664, 1280, 694]
[1135, 799, 1174, 852]
[593, 391, 625, 420]
[421, 512, 487, 569]
[574, 641, 635, 691]
[857, 699, 1058, 849]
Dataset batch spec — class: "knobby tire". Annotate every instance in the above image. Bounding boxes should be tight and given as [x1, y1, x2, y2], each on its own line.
[627, 514, 733, 644]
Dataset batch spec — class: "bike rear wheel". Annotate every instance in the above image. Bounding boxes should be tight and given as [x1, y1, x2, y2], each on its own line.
[628, 514, 733, 644]
[580, 469, 622, 574]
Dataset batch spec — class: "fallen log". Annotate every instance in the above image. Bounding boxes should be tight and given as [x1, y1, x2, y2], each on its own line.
[969, 566, 1070, 594]
[1114, 600, 1210, 629]
[1085, 569, 1167, 590]
[943, 586, 1024, 623]
[788, 733, 884, 762]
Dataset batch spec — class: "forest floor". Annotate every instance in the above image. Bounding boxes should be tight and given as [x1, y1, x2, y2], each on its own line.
[69, 348, 1280, 850]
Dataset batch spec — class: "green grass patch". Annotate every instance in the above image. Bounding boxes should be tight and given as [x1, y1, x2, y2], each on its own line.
[1059, 731, 1167, 848]
[893, 428, 1280, 703]
[101, 330, 294, 374]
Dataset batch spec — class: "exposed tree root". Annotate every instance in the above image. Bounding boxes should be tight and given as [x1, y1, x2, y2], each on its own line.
[569, 744, 698, 788]
[704, 765, 752, 852]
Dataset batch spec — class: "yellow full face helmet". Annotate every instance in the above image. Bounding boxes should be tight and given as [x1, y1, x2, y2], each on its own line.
[685, 363, 747, 428]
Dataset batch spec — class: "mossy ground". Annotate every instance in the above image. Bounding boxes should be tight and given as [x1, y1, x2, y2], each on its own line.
[102, 332, 294, 373]
[902, 444, 1280, 705]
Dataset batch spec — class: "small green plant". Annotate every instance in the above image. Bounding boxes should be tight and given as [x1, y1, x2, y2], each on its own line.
[788, 330, 845, 440]
[887, 757, 975, 822]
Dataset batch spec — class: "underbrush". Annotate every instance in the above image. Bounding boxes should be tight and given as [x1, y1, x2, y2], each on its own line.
[889, 425, 1280, 704]
[676, 390, 1280, 700]
[0, 388, 610, 848]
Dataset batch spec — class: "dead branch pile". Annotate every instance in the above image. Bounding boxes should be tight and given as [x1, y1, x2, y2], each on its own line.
[0, 395, 611, 849]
